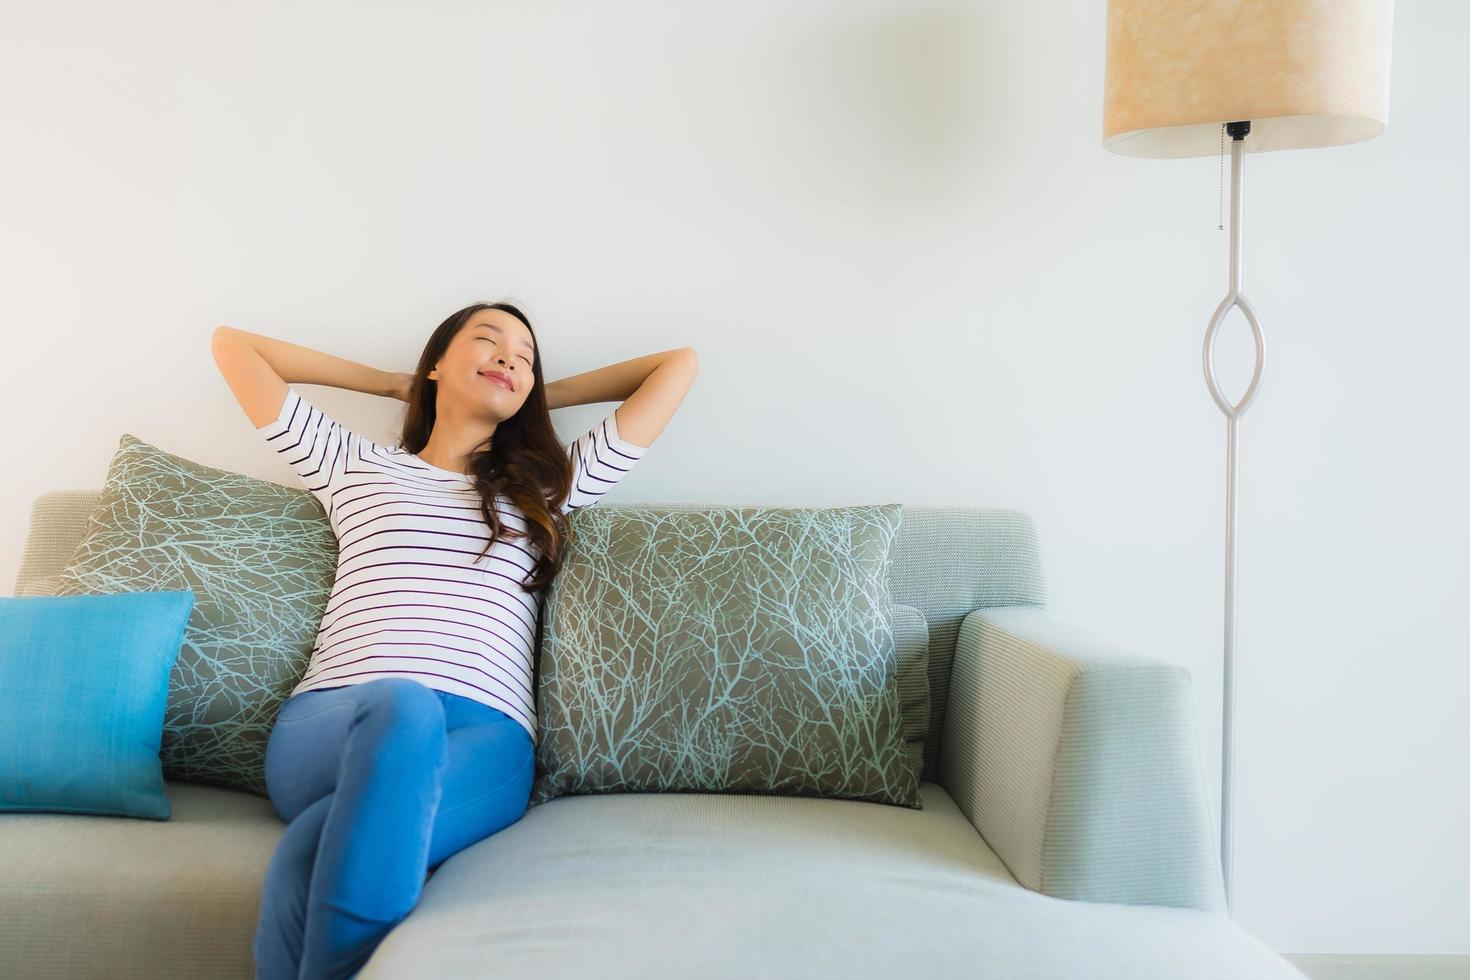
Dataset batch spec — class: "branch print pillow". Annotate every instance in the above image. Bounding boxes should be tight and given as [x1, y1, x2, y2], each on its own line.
[51, 435, 337, 797]
[531, 504, 920, 809]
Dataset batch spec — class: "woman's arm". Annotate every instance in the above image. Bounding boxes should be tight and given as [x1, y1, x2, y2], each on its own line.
[544, 346, 697, 448]
[211, 325, 412, 427]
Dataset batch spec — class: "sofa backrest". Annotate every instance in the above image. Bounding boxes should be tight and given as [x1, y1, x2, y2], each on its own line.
[14, 491, 1047, 786]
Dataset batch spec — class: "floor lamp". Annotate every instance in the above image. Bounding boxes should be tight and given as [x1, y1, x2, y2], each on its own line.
[1100, 0, 1395, 915]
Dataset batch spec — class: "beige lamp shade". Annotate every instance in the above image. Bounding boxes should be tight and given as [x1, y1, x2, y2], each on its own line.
[1103, 0, 1394, 158]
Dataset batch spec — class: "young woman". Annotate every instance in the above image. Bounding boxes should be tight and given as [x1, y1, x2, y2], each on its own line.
[211, 302, 697, 980]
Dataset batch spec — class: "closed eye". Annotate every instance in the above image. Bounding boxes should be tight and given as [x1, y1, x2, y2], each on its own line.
[476, 336, 534, 367]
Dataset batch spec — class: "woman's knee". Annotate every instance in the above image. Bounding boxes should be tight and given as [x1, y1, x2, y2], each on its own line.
[352, 678, 447, 746]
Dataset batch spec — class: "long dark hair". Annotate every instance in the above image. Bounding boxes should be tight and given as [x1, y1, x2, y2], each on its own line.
[399, 301, 576, 595]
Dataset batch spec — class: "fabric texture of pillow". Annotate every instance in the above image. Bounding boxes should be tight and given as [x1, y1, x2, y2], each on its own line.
[14, 573, 68, 598]
[51, 435, 338, 797]
[0, 590, 194, 819]
[531, 504, 920, 809]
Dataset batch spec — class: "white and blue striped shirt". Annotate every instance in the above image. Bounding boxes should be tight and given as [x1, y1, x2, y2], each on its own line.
[257, 386, 649, 744]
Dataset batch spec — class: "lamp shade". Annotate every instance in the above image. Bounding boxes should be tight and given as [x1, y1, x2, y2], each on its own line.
[1103, 0, 1394, 158]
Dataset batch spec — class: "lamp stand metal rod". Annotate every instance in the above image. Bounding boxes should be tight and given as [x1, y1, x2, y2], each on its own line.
[1202, 119, 1267, 918]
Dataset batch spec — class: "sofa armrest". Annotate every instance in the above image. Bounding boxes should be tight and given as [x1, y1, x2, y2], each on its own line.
[939, 605, 1226, 913]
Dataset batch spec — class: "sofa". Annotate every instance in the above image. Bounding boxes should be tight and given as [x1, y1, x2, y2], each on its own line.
[2, 489, 1308, 979]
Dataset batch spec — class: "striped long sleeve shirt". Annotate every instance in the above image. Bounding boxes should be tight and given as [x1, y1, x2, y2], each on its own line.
[257, 386, 649, 744]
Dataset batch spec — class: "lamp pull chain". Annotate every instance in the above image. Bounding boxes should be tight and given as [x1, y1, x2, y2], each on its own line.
[1218, 124, 1226, 231]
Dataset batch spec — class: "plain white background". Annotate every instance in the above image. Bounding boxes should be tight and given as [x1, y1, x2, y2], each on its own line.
[1, 0, 1465, 959]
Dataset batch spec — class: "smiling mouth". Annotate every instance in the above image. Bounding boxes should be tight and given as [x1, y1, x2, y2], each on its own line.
[479, 372, 513, 391]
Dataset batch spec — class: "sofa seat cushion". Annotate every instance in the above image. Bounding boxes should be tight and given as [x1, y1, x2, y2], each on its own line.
[0, 780, 282, 980]
[362, 782, 1306, 980]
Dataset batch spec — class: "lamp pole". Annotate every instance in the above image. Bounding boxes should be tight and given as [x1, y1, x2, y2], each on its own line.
[1202, 119, 1268, 916]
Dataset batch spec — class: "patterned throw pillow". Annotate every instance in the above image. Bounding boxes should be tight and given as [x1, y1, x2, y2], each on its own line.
[531, 504, 920, 809]
[52, 435, 337, 797]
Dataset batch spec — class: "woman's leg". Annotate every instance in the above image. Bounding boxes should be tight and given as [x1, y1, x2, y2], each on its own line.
[255, 685, 362, 980]
[252, 678, 448, 980]
[253, 682, 533, 979]
[295, 678, 448, 980]
[253, 794, 332, 978]
[425, 692, 536, 871]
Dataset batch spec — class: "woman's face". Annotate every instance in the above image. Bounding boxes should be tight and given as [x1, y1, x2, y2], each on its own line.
[428, 311, 537, 420]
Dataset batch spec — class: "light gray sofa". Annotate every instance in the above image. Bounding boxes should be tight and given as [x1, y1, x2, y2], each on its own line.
[3, 491, 1308, 979]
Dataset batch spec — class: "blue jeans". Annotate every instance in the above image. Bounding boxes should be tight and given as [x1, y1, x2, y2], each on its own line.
[252, 677, 535, 980]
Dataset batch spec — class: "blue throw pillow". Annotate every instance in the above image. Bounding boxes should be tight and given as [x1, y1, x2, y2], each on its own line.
[0, 590, 194, 820]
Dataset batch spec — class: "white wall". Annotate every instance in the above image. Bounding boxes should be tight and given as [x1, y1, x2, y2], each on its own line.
[2, 0, 1465, 957]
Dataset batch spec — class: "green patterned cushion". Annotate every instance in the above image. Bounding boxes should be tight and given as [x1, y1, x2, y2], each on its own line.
[52, 435, 337, 796]
[531, 504, 921, 809]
